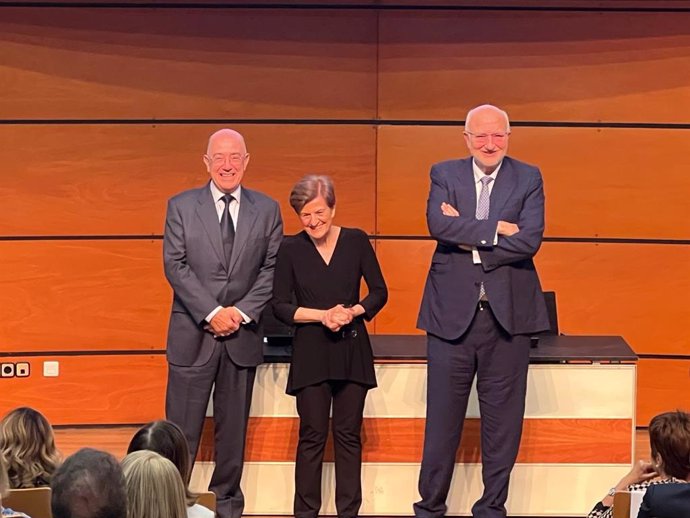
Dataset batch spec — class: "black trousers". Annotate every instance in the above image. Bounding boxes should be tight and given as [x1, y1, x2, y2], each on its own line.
[166, 344, 256, 518]
[294, 380, 369, 518]
[414, 304, 530, 518]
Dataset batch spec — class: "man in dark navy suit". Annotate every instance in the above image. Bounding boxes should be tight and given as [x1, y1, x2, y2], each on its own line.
[415, 105, 550, 518]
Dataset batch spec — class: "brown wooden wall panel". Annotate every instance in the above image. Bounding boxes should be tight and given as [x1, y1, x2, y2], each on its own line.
[0, 9, 376, 119]
[379, 11, 690, 122]
[56, 426, 652, 467]
[0, 241, 169, 351]
[55, 425, 139, 460]
[375, 240, 690, 357]
[637, 359, 690, 425]
[198, 417, 632, 463]
[0, 354, 166, 425]
[0, 124, 376, 236]
[536, 243, 690, 356]
[376, 126, 690, 239]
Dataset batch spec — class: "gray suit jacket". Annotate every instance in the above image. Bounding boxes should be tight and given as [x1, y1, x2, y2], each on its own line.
[417, 156, 550, 340]
[163, 183, 283, 367]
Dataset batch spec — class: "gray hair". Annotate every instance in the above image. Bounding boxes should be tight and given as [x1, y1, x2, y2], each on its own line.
[289, 174, 336, 214]
[51, 448, 126, 518]
[465, 104, 511, 132]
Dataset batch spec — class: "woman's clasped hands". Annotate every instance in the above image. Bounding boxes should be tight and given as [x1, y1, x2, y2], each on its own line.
[321, 304, 356, 332]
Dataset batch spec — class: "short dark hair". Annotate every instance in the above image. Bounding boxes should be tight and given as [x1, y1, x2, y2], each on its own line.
[51, 448, 126, 518]
[127, 420, 197, 505]
[289, 174, 336, 214]
[649, 411, 690, 480]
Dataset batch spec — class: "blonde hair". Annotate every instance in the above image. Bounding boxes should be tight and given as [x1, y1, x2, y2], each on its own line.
[0, 407, 61, 488]
[121, 450, 187, 518]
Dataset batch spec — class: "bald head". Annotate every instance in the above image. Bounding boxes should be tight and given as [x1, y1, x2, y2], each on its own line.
[464, 104, 510, 133]
[204, 128, 250, 193]
[463, 104, 511, 174]
[206, 129, 247, 155]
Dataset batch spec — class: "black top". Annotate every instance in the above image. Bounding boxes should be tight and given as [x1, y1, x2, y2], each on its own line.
[272, 227, 388, 395]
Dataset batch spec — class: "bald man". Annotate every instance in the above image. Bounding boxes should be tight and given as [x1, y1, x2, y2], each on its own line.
[163, 129, 283, 518]
[416, 105, 550, 518]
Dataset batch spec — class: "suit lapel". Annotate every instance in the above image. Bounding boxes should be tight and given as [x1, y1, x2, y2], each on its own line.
[195, 187, 227, 268]
[228, 188, 259, 274]
[489, 158, 518, 219]
[451, 158, 477, 216]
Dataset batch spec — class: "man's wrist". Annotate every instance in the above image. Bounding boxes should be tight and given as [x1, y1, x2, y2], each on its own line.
[205, 305, 223, 323]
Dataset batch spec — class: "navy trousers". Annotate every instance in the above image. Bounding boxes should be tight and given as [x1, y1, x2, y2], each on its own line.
[414, 303, 530, 518]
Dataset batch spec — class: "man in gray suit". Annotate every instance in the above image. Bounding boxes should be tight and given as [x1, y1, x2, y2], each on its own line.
[415, 105, 549, 518]
[163, 129, 283, 518]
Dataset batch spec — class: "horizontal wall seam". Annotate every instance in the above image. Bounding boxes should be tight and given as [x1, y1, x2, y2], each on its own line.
[0, 349, 165, 357]
[2, 351, 689, 360]
[1, 235, 689, 245]
[1, 3, 690, 13]
[1, 119, 690, 130]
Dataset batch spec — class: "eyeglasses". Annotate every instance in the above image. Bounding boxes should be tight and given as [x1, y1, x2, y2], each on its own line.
[464, 132, 510, 145]
[208, 153, 247, 165]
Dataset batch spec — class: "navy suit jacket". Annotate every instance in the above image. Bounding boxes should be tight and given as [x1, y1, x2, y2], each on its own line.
[417, 156, 550, 340]
[637, 482, 690, 518]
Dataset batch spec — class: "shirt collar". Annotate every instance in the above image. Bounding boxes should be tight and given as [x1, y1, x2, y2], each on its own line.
[472, 159, 502, 184]
[209, 181, 242, 204]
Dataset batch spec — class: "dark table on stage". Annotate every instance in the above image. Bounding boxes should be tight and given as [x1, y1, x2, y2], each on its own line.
[264, 334, 637, 363]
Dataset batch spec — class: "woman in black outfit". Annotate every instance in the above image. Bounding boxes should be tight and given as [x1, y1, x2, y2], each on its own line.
[272, 175, 388, 518]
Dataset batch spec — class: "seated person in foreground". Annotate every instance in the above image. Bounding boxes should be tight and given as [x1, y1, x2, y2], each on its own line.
[127, 420, 214, 518]
[588, 410, 690, 518]
[637, 479, 690, 518]
[121, 450, 188, 518]
[0, 454, 30, 517]
[0, 407, 61, 488]
[51, 448, 126, 518]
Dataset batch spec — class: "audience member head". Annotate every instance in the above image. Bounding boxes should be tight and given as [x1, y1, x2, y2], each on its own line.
[648, 410, 690, 480]
[51, 448, 126, 518]
[0, 407, 61, 488]
[126, 420, 197, 505]
[121, 450, 187, 518]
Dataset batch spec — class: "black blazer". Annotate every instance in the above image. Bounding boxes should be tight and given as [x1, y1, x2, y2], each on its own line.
[637, 482, 690, 518]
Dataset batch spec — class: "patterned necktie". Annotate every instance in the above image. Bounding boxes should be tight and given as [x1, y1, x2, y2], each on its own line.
[220, 194, 235, 266]
[476, 175, 494, 220]
[476, 176, 493, 300]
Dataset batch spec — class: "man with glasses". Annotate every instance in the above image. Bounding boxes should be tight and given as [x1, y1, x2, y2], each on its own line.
[416, 105, 549, 518]
[163, 129, 283, 518]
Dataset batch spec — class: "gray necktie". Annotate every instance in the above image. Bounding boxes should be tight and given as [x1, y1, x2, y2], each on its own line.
[220, 194, 235, 266]
[476, 176, 493, 300]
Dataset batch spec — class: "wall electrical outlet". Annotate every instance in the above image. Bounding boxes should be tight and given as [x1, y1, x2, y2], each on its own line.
[43, 361, 59, 377]
[16, 362, 30, 377]
[1, 363, 16, 378]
